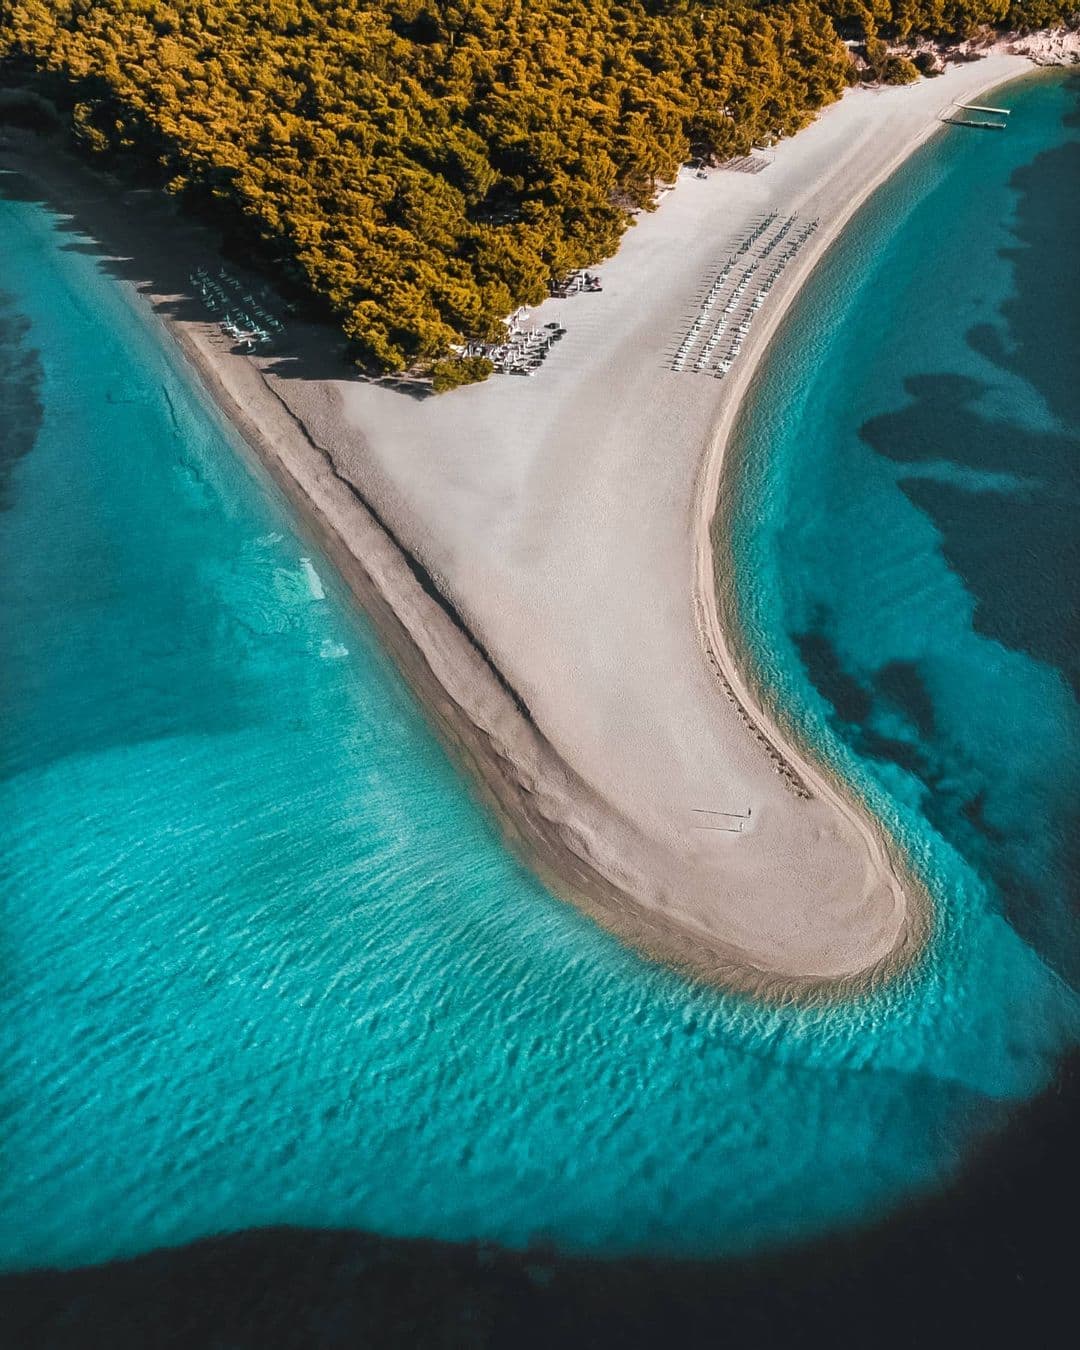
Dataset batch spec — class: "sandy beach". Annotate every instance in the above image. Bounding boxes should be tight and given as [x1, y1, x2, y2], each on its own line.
[0, 51, 1039, 994]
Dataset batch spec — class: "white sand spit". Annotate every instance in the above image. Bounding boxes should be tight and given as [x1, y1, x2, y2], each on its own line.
[3, 52, 1036, 993]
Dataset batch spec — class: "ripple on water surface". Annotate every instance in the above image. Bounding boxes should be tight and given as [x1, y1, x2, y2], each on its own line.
[1, 76, 1079, 1272]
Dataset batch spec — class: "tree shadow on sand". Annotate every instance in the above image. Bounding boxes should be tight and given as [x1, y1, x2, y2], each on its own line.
[0, 139, 432, 396]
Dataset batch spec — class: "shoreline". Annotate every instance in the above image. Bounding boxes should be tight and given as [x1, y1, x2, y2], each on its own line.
[695, 58, 1050, 989]
[0, 53, 1043, 996]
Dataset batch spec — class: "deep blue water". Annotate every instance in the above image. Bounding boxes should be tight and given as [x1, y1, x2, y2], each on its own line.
[1, 72, 1077, 1274]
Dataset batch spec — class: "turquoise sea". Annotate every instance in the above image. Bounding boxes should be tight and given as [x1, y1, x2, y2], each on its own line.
[1, 71, 1077, 1273]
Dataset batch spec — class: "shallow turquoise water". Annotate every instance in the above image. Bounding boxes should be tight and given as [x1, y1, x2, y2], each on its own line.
[1, 74, 1077, 1272]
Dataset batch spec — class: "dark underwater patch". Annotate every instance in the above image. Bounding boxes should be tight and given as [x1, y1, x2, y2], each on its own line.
[0, 289, 44, 510]
[856, 76, 1080, 697]
[899, 471, 1079, 699]
[873, 659, 937, 739]
[794, 625, 931, 775]
[793, 612, 1078, 984]
[989, 102, 1080, 430]
[856, 373, 1080, 703]
[793, 625, 873, 725]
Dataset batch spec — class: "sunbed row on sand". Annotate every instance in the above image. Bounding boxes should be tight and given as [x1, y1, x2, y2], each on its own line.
[461, 321, 568, 376]
[441, 268, 603, 381]
[190, 266, 286, 352]
[670, 215, 819, 378]
[549, 269, 603, 299]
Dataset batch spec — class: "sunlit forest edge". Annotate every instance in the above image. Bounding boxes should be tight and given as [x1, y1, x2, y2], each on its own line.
[1, 2, 1075, 382]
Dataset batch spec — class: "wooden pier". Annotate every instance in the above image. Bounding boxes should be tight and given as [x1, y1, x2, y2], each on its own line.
[943, 117, 1007, 130]
[941, 101, 1010, 131]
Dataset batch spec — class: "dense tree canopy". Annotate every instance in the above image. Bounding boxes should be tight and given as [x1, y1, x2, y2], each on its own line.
[1, 1, 1074, 372]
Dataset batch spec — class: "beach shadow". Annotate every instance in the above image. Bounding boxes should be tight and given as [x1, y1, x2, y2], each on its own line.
[0, 136, 429, 395]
